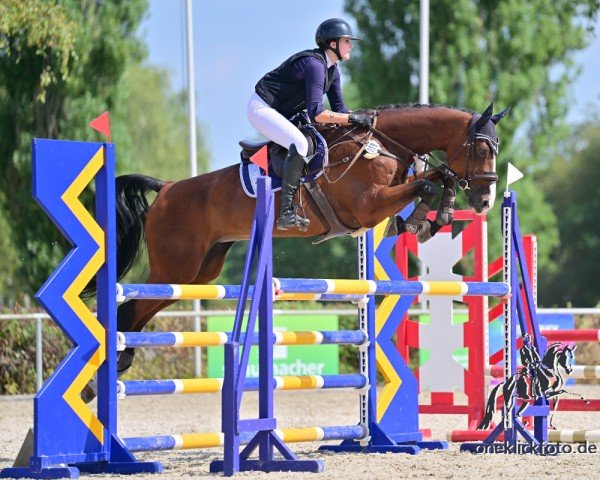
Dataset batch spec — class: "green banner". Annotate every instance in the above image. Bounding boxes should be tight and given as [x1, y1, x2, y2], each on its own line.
[207, 315, 339, 378]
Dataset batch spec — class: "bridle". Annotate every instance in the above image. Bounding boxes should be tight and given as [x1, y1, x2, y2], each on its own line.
[318, 111, 499, 190]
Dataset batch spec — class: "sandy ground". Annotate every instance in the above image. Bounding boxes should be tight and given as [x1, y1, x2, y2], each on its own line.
[2, 386, 600, 479]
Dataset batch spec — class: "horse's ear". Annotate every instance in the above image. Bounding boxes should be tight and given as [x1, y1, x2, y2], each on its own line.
[475, 102, 494, 130]
[491, 106, 511, 124]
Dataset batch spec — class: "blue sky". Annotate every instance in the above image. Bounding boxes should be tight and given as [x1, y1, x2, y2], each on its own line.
[139, 0, 600, 172]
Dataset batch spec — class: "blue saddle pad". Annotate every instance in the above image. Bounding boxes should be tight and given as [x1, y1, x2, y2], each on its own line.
[240, 125, 328, 198]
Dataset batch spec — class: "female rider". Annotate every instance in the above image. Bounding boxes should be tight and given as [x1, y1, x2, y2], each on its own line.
[248, 18, 373, 231]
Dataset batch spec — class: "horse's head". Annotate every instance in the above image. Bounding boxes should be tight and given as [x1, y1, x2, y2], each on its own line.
[558, 344, 577, 375]
[544, 342, 577, 374]
[448, 102, 510, 215]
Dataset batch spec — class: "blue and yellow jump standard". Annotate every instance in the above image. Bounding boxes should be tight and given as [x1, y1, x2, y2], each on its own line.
[0, 140, 162, 479]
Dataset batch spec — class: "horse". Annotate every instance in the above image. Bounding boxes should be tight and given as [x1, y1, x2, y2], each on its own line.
[478, 339, 582, 430]
[82, 102, 510, 399]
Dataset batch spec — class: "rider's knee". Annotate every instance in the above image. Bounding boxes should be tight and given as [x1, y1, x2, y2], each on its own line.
[290, 135, 309, 157]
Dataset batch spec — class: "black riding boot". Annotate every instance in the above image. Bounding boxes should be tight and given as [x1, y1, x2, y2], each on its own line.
[277, 144, 310, 231]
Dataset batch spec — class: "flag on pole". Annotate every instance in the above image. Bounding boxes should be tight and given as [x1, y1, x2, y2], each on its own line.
[89, 112, 111, 142]
[506, 162, 524, 190]
[250, 145, 268, 174]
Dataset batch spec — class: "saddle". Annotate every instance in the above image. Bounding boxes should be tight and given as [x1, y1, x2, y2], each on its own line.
[239, 114, 324, 177]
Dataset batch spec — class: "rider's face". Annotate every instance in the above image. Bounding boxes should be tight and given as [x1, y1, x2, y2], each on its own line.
[331, 37, 353, 61]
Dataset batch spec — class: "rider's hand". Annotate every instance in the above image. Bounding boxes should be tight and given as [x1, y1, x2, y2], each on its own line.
[348, 112, 373, 129]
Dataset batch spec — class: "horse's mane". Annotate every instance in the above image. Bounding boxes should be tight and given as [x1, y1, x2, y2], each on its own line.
[376, 103, 475, 115]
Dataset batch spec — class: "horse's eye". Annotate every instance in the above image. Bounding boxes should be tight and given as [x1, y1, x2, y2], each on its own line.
[477, 147, 488, 157]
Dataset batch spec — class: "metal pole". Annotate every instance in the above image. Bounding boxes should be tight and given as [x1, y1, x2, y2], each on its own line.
[417, 0, 430, 307]
[36, 315, 43, 391]
[417, 0, 429, 176]
[419, 0, 430, 107]
[185, 0, 202, 377]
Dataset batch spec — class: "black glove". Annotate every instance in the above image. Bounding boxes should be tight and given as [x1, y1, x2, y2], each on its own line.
[348, 112, 373, 128]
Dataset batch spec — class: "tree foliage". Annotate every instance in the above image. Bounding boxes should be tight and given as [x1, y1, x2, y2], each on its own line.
[112, 63, 210, 181]
[539, 115, 600, 307]
[0, 1, 210, 298]
[0, 0, 148, 295]
[344, 0, 598, 280]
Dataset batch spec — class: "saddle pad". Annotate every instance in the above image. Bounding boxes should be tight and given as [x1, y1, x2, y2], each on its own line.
[240, 163, 282, 198]
[239, 124, 328, 198]
[239, 164, 324, 198]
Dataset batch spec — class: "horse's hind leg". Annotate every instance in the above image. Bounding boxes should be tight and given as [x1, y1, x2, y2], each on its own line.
[193, 242, 234, 284]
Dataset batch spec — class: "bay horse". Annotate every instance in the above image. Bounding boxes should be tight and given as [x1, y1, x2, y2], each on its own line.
[84, 102, 510, 395]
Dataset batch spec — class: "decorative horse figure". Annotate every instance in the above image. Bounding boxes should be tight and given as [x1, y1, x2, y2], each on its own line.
[478, 338, 583, 430]
[82, 102, 510, 398]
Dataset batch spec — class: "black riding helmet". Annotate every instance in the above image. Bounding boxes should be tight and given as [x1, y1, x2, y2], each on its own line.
[315, 18, 360, 61]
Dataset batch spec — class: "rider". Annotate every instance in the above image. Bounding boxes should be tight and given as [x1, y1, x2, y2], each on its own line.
[248, 18, 373, 231]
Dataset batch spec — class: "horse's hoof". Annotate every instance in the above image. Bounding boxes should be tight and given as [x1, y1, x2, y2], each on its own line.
[417, 222, 432, 243]
[383, 216, 398, 238]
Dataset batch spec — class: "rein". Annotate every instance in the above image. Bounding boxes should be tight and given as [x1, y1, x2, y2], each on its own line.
[315, 111, 499, 190]
[320, 116, 378, 184]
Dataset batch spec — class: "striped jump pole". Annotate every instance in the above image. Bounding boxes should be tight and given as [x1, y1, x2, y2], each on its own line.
[487, 364, 600, 380]
[118, 330, 367, 349]
[275, 278, 509, 297]
[118, 374, 367, 397]
[117, 283, 364, 303]
[124, 425, 368, 452]
[548, 430, 600, 443]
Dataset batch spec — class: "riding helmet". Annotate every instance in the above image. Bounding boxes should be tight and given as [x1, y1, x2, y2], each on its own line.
[315, 18, 361, 47]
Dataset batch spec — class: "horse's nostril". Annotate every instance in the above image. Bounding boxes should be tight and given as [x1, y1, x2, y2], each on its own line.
[482, 200, 489, 209]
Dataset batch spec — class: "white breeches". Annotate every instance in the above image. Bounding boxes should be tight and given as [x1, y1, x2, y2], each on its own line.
[247, 93, 309, 157]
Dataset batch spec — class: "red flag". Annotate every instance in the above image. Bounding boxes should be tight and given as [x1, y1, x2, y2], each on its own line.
[250, 145, 268, 175]
[89, 111, 111, 142]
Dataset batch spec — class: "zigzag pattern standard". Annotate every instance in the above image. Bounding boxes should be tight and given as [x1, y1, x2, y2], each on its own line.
[33, 140, 107, 456]
[372, 221, 415, 425]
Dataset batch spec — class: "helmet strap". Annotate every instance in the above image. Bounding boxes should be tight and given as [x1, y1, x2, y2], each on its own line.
[328, 39, 343, 62]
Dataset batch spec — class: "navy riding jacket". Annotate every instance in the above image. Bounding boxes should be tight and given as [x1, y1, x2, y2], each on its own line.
[255, 48, 349, 121]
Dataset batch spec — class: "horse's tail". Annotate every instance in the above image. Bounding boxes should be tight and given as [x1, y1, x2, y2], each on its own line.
[82, 174, 165, 297]
[477, 383, 502, 430]
[114, 174, 165, 282]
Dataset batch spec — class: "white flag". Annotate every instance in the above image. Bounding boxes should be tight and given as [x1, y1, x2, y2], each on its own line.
[506, 162, 524, 190]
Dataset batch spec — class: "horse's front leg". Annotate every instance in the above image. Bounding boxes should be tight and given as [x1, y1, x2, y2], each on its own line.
[380, 179, 437, 238]
[404, 180, 437, 234]
[416, 179, 457, 243]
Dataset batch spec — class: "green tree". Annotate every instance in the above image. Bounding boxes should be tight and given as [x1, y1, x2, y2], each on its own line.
[344, 0, 598, 273]
[539, 116, 600, 307]
[111, 63, 211, 284]
[112, 63, 209, 181]
[0, 0, 148, 296]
